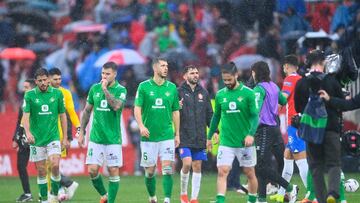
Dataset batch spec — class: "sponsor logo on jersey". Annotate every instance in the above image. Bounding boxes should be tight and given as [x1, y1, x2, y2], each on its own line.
[198, 93, 203, 102]
[152, 98, 165, 109]
[120, 93, 126, 100]
[226, 101, 240, 113]
[96, 100, 110, 111]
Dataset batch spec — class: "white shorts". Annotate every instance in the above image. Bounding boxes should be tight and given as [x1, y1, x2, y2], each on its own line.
[140, 140, 175, 167]
[217, 146, 257, 167]
[30, 141, 61, 162]
[85, 142, 123, 167]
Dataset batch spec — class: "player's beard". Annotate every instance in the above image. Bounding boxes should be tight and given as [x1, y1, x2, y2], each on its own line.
[225, 81, 236, 90]
[40, 84, 48, 91]
[188, 77, 198, 85]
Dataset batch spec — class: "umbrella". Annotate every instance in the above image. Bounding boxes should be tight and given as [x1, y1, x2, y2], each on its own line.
[7, 6, 53, 32]
[297, 29, 332, 48]
[94, 49, 146, 67]
[63, 20, 106, 33]
[160, 47, 198, 67]
[27, 0, 58, 11]
[0, 47, 36, 60]
[26, 42, 58, 53]
[231, 54, 266, 70]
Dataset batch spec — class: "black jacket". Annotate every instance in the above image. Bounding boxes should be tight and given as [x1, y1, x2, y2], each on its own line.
[178, 82, 213, 149]
[294, 73, 344, 133]
[329, 93, 360, 111]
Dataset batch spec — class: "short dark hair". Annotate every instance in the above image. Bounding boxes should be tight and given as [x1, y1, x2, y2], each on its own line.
[221, 63, 237, 75]
[34, 68, 49, 79]
[306, 50, 325, 67]
[49, 67, 62, 76]
[251, 61, 271, 82]
[283, 55, 299, 67]
[103, 61, 118, 71]
[152, 57, 167, 67]
[183, 64, 198, 74]
[25, 78, 36, 87]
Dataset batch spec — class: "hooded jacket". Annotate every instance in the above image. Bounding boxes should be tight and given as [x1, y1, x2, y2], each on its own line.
[178, 82, 213, 149]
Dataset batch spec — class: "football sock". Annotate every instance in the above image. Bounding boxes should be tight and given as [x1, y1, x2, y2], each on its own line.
[37, 176, 48, 200]
[180, 170, 189, 195]
[145, 175, 156, 197]
[163, 174, 173, 198]
[307, 171, 316, 200]
[279, 158, 294, 195]
[191, 172, 202, 200]
[248, 193, 257, 203]
[295, 159, 308, 188]
[108, 176, 120, 203]
[50, 175, 61, 195]
[339, 172, 346, 201]
[91, 174, 107, 196]
[216, 194, 225, 203]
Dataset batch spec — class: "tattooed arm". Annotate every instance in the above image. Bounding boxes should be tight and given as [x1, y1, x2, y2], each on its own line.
[78, 103, 93, 147]
[103, 88, 123, 111]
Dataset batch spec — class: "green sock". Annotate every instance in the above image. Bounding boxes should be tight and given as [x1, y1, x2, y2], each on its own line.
[50, 175, 61, 195]
[339, 172, 346, 201]
[248, 193, 257, 203]
[286, 184, 293, 192]
[145, 175, 156, 197]
[37, 177, 48, 200]
[307, 171, 316, 200]
[108, 176, 120, 203]
[216, 194, 225, 203]
[91, 174, 107, 196]
[258, 197, 266, 202]
[162, 174, 173, 198]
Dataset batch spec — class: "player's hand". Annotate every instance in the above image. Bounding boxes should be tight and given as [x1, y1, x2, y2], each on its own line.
[206, 139, 213, 152]
[179, 98, 184, 108]
[244, 135, 254, 147]
[318, 90, 330, 101]
[101, 79, 108, 91]
[139, 125, 150, 138]
[12, 141, 18, 150]
[62, 138, 70, 150]
[27, 133, 35, 144]
[174, 134, 180, 148]
[77, 131, 85, 148]
[213, 133, 219, 144]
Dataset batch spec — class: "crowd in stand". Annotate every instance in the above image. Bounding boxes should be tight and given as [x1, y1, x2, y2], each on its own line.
[0, 0, 360, 111]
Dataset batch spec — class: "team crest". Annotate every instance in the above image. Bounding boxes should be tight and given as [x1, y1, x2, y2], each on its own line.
[198, 93, 203, 100]
[165, 91, 170, 97]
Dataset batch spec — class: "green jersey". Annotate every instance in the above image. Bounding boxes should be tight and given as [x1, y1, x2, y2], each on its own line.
[208, 83, 259, 148]
[135, 79, 180, 142]
[87, 81, 127, 145]
[23, 86, 65, 146]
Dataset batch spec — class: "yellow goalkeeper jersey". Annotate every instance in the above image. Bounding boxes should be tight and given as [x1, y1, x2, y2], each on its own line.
[58, 86, 80, 157]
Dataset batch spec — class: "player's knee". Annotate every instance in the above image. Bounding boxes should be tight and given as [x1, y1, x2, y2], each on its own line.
[217, 167, 229, 178]
[145, 170, 154, 178]
[181, 164, 191, 173]
[162, 165, 173, 175]
[88, 167, 99, 178]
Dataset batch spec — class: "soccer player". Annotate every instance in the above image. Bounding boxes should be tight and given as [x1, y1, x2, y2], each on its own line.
[178, 65, 214, 203]
[251, 61, 298, 203]
[13, 79, 35, 202]
[207, 63, 258, 203]
[78, 62, 127, 203]
[271, 55, 311, 203]
[49, 68, 80, 200]
[23, 68, 69, 203]
[134, 58, 180, 203]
